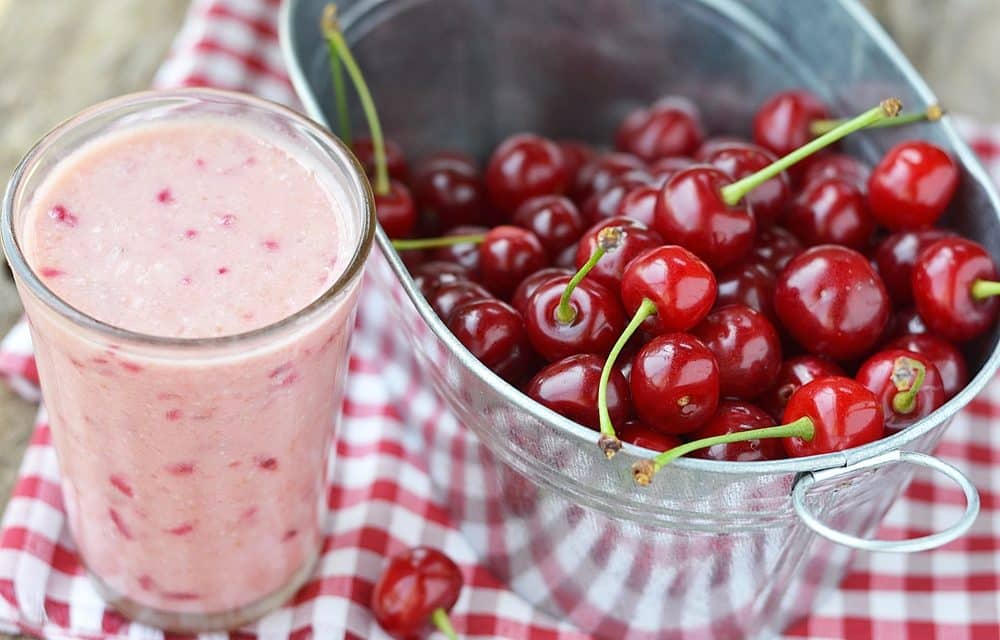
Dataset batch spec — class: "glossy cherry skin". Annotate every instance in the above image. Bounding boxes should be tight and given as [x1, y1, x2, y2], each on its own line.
[856, 349, 945, 432]
[752, 90, 830, 159]
[775, 245, 890, 361]
[512, 195, 585, 255]
[695, 136, 751, 161]
[785, 178, 875, 250]
[618, 419, 683, 452]
[615, 97, 704, 161]
[614, 184, 659, 227]
[702, 142, 790, 228]
[621, 245, 717, 334]
[654, 165, 756, 270]
[801, 152, 870, 189]
[428, 281, 493, 322]
[886, 334, 969, 399]
[630, 333, 720, 435]
[575, 217, 664, 291]
[647, 156, 697, 186]
[868, 140, 959, 231]
[873, 229, 956, 304]
[693, 305, 782, 399]
[511, 267, 573, 316]
[891, 307, 929, 338]
[448, 299, 536, 383]
[690, 400, 785, 462]
[524, 275, 626, 362]
[751, 226, 803, 273]
[758, 355, 845, 420]
[525, 354, 630, 430]
[912, 238, 1000, 341]
[478, 226, 549, 299]
[782, 376, 885, 458]
[431, 225, 489, 277]
[581, 170, 653, 224]
[376, 181, 418, 239]
[411, 151, 485, 230]
[557, 140, 597, 183]
[371, 547, 462, 636]
[715, 260, 777, 323]
[352, 136, 409, 183]
[572, 152, 647, 203]
[411, 261, 471, 297]
[485, 134, 569, 214]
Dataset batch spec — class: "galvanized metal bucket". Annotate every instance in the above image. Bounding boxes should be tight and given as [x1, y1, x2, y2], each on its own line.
[280, 1, 1000, 637]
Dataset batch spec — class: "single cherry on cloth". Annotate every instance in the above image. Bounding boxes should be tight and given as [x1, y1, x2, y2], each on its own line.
[478, 226, 548, 298]
[689, 400, 785, 462]
[752, 226, 803, 273]
[526, 354, 630, 430]
[715, 260, 777, 322]
[572, 152, 647, 203]
[428, 280, 493, 322]
[524, 274, 625, 361]
[758, 355, 844, 420]
[874, 228, 956, 304]
[886, 333, 968, 399]
[352, 135, 409, 183]
[411, 151, 486, 230]
[513, 195, 586, 255]
[912, 237, 1000, 341]
[752, 89, 830, 159]
[447, 298, 536, 384]
[371, 546, 463, 640]
[868, 140, 959, 231]
[785, 178, 875, 251]
[575, 216, 663, 290]
[782, 376, 884, 458]
[774, 245, 890, 361]
[693, 304, 782, 399]
[856, 349, 945, 432]
[511, 267, 573, 316]
[615, 96, 705, 161]
[801, 152, 871, 189]
[702, 142, 791, 228]
[485, 133, 569, 214]
[618, 419, 683, 452]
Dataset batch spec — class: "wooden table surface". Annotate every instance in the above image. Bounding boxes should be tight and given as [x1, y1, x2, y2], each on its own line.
[0, 1, 997, 638]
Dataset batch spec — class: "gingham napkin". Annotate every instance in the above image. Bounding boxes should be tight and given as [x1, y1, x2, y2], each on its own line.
[2, 1, 1000, 638]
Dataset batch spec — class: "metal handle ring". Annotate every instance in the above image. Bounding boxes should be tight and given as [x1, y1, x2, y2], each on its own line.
[791, 450, 980, 553]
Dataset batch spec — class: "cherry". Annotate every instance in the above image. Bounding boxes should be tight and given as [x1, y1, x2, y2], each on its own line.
[752, 226, 803, 273]
[647, 156, 697, 186]
[478, 226, 548, 298]
[511, 267, 572, 316]
[693, 305, 782, 399]
[873, 229, 956, 304]
[752, 90, 830, 159]
[580, 170, 653, 223]
[512, 195, 585, 255]
[886, 333, 968, 399]
[620, 245, 718, 335]
[856, 349, 945, 432]
[572, 152, 646, 203]
[774, 245, 890, 361]
[371, 546, 462, 639]
[614, 184, 659, 227]
[526, 354, 630, 430]
[574, 217, 663, 290]
[695, 136, 750, 161]
[430, 225, 489, 276]
[428, 280, 493, 322]
[782, 376, 884, 458]
[701, 142, 791, 228]
[447, 299, 536, 383]
[353, 136, 409, 183]
[689, 400, 785, 462]
[557, 140, 597, 183]
[868, 140, 959, 231]
[411, 151, 486, 230]
[524, 275, 625, 361]
[618, 419, 683, 452]
[616, 96, 705, 161]
[411, 261, 471, 296]
[785, 178, 875, 250]
[375, 180, 419, 238]
[912, 237, 1000, 341]
[485, 133, 569, 214]
[629, 332, 720, 435]
[715, 260, 777, 322]
[758, 355, 844, 420]
[801, 152, 870, 189]
[891, 307, 929, 338]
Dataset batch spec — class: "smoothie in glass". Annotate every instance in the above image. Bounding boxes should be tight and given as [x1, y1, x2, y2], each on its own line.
[1, 90, 374, 631]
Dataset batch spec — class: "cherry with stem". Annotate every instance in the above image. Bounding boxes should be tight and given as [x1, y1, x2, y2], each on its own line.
[371, 546, 462, 640]
[809, 104, 943, 136]
[556, 227, 622, 324]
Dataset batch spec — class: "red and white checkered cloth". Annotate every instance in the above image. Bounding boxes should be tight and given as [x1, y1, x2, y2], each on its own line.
[2, 1, 1000, 638]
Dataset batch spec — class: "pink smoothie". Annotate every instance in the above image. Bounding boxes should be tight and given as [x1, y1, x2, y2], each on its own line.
[17, 116, 362, 619]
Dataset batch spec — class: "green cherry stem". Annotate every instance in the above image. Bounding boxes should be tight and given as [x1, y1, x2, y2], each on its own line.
[431, 608, 458, 640]
[390, 233, 486, 251]
[631, 417, 815, 485]
[597, 297, 658, 458]
[322, 5, 390, 196]
[891, 356, 927, 415]
[556, 227, 623, 324]
[321, 5, 352, 146]
[810, 104, 943, 136]
[971, 279, 1000, 300]
[721, 98, 902, 206]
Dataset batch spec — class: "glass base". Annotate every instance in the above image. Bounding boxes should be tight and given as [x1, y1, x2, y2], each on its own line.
[89, 548, 319, 632]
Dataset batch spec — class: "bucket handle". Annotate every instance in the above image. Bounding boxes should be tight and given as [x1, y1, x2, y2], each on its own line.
[791, 450, 980, 553]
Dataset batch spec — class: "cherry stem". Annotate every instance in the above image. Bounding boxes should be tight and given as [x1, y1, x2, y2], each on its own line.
[810, 104, 943, 136]
[431, 607, 458, 640]
[721, 98, 902, 206]
[891, 356, 927, 415]
[597, 297, 657, 458]
[556, 227, 623, 324]
[322, 5, 390, 195]
[321, 5, 352, 146]
[632, 417, 815, 486]
[390, 234, 486, 250]
[971, 279, 1000, 300]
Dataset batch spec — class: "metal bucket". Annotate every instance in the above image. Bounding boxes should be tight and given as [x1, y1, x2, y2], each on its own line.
[280, 1, 1000, 637]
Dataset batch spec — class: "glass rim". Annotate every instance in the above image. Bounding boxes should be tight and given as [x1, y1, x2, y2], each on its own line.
[1, 87, 376, 350]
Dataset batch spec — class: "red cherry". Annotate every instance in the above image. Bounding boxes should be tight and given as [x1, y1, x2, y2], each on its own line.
[616, 97, 705, 161]
[759, 355, 845, 420]
[774, 245, 890, 360]
[912, 237, 1000, 341]
[428, 280, 493, 322]
[689, 400, 785, 462]
[557, 140, 597, 183]
[695, 136, 751, 161]
[873, 229, 956, 304]
[618, 419, 682, 452]
[353, 136, 409, 183]
[375, 181, 418, 238]
[752, 90, 830, 159]
[411, 151, 486, 230]
[572, 153, 647, 203]
[891, 307, 929, 338]
[512, 195, 585, 255]
[511, 267, 572, 316]
[702, 142, 790, 228]
[630, 333, 720, 435]
[524, 275, 625, 362]
[580, 170, 654, 223]
[575, 217, 663, 291]
[431, 225, 489, 277]
[856, 349, 945, 432]
[886, 334, 968, 399]
[526, 354, 630, 430]
[478, 226, 548, 298]
[447, 299, 536, 383]
[485, 134, 569, 214]
[614, 184, 659, 227]
[868, 140, 959, 231]
[715, 260, 777, 323]
[621, 245, 718, 334]
[693, 305, 782, 399]
[801, 152, 871, 189]
[782, 376, 884, 457]
[411, 261, 471, 296]
[647, 156, 697, 186]
[751, 226, 803, 273]
[372, 547, 462, 637]
[784, 178, 875, 250]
